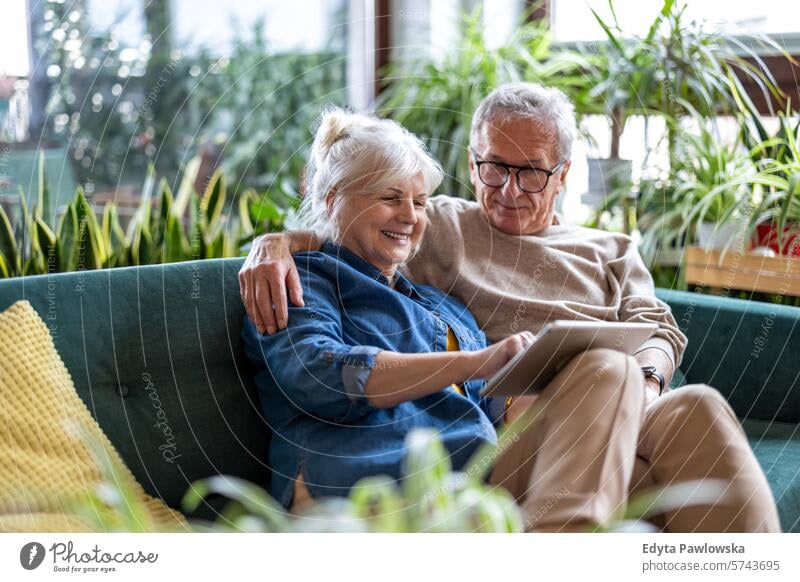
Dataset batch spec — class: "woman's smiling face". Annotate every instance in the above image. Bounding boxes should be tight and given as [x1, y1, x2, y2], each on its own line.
[332, 173, 429, 277]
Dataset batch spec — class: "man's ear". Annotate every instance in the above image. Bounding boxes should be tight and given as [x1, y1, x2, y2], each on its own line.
[325, 188, 338, 216]
[468, 149, 478, 187]
[556, 160, 572, 192]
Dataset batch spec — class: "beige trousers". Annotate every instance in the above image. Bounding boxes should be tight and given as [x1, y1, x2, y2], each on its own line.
[487, 348, 781, 532]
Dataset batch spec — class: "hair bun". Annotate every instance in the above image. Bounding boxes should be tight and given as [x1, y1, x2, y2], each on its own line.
[312, 108, 365, 163]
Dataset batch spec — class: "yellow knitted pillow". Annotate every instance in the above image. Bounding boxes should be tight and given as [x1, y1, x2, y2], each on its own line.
[0, 300, 186, 532]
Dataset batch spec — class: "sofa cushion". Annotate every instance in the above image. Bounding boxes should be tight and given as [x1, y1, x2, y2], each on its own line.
[0, 259, 269, 514]
[0, 300, 185, 531]
[742, 418, 800, 533]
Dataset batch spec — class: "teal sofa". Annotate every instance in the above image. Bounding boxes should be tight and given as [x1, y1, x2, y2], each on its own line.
[0, 259, 798, 531]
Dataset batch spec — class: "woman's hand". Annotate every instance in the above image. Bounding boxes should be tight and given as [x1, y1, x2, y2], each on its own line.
[469, 332, 535, 380]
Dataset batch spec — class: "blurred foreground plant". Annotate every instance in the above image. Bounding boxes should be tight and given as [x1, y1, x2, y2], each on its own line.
[64, 406, 730, 533]
[183, 420, 530, 533]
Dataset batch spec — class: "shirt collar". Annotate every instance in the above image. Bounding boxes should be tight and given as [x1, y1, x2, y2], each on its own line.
[320, 240, 423, 300]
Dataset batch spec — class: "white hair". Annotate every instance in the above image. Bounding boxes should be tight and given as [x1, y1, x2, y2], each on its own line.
[470, 82, 577, 162]
[299, 107, 443, 242]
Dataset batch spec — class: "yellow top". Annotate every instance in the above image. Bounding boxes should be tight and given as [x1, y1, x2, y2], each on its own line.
[446, 326, 466, 396]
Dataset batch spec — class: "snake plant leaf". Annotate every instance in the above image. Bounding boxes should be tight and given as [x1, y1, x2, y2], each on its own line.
[127, 190, 153, 266]
[188, 195, 202, 258]
[25, 201, 46, 274]
[17, 185, 33, 254]
[202, 230, 225, 259]
[174, 155, 201, 219]
[200, 169, 226, 230]
[34, 217, 58, 273]
[101, 203, 128, 268]
[57, 202, 79, 272]
[73, 188, 107, 270]
[0, 252, 9, 278]
[150, 178, 174, 255]
[163, 213, 190, 263]
[126, 166, 156, 242]
[129, 219, 154, 266]
[36, 152, 53, 226]
[74, 220, 99, 271]
[141, 163, 157, 207]
[238, 190, 256, 236]
[22, 256, 38, 276]
[158, 178, 173, 225]
[0, 204, 19, 275]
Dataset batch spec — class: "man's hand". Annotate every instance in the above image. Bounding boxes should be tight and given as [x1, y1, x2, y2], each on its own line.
[634, 346, 675, 406]
[239, 232, 318, 334]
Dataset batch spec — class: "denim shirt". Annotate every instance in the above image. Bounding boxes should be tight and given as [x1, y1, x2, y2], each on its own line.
[242, 241, 506, 507]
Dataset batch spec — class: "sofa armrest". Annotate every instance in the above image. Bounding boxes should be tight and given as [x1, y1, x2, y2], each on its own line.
[658, 289, 800, 423]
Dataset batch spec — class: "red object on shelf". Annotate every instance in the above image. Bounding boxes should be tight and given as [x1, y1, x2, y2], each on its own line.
[753, 223, 800, 257]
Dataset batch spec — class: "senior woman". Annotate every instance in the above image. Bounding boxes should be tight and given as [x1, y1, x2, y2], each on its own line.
[241, 108, 531, 511]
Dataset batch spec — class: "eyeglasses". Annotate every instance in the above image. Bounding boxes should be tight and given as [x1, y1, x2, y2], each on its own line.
[470, 148, 566, 194]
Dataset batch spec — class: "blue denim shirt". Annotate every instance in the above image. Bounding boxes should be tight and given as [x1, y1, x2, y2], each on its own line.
[242, 241, 506, 507]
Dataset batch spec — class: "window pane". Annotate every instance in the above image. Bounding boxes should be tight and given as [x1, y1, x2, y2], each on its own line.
[552, 0, 800, 42]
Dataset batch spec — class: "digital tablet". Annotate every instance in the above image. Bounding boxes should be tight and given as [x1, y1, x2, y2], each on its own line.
[478, 321, 658, 397]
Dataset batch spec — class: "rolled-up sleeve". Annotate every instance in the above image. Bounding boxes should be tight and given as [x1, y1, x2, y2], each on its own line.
[331, 345, 383, 407]
[609, 239, 688, 367]
[241, 266, 383, 423]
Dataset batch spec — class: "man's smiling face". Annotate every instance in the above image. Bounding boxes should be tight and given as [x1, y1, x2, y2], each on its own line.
[469, 115, 571, 235]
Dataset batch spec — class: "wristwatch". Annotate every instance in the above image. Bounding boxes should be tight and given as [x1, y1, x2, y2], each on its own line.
[641, 366, 666, 395]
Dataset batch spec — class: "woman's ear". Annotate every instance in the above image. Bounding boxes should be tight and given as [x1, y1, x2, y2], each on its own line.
[325, 188, 338, 216]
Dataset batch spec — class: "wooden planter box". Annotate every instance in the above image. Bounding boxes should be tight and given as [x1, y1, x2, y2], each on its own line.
[684, 246, 800, 297]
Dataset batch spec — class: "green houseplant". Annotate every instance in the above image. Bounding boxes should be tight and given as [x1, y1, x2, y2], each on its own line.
[637, 121, 762, 266]
[637, 102, 800, 272]
[739, 103, 800, 256]
[580, 0, 787, 213]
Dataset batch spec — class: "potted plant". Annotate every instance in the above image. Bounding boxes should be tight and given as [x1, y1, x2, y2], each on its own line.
[637, 119, 778, 266]
[579, 0, 787, 213]
[739, 104, 800, 257]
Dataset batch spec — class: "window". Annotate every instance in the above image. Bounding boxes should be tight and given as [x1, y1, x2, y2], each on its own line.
[551, 0, 800, 47]
[0, 0, 29, 76]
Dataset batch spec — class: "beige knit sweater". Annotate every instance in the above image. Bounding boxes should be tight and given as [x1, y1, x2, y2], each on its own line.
[403, 195, 687, 366]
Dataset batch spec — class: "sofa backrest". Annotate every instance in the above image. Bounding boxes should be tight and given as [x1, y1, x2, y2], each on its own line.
[657, 289, 800, 423]
[0, 258, 269, 512]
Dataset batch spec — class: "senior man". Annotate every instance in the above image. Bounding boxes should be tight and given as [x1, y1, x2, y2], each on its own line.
[239, 83, 780, 532]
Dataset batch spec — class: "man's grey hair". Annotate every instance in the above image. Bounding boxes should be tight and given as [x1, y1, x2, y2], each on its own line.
[469, 83, 577, 162]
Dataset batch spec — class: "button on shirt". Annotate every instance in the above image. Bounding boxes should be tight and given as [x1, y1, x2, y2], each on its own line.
[242, 242, 505, 507]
